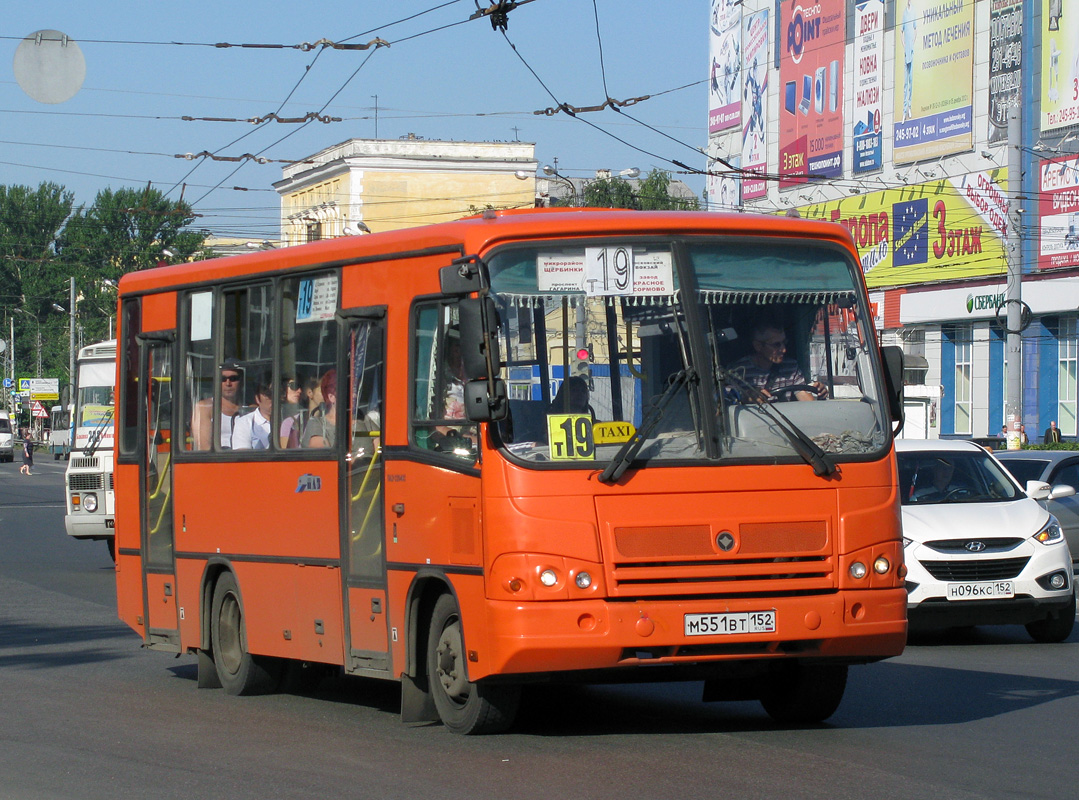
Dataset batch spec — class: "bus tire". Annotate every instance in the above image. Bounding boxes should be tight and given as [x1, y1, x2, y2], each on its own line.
[210, 572, 282, 695]
[426, 593, 519, 734]
[759, 662, 847, 724]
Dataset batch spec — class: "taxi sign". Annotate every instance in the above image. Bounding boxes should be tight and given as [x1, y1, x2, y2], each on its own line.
[593, 421, 635, 444]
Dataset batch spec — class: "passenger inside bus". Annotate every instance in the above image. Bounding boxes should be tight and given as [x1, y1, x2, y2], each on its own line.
[191, 360, 244, 450]
[232, 379, 273, 450]
[301, 369, 337, 448]
[428, 327, 475, 455]
[277, 375, 304, 447]
[729, 321, 828, 403]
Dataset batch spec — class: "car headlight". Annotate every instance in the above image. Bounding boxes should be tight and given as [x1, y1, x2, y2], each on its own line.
[1033, 517, 1064, 545]
[902, 537, 913, 548]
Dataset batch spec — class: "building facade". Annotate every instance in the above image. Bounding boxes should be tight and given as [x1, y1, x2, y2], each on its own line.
[275, 137, 538, 245]
[706, 0, 1079, 441]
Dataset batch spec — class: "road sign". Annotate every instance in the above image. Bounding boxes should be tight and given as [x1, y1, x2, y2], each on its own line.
[2, 377, 11, 389]
[31, 400, 48, 418]
[30, 378, 59, 402]
[18, 378, 30, 393]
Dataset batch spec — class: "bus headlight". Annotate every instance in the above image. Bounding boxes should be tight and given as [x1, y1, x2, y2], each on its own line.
[82, 493, 98, 513]
[849, 561, 868, 579]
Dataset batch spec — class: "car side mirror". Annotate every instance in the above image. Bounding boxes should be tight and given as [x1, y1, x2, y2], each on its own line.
[1049, 484, 1077, 500]
[1026, 480, 1052, 501]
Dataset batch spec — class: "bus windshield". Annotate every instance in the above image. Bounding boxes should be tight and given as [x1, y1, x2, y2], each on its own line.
[75, 361, 115, 430]
[489, 238, 889, 467]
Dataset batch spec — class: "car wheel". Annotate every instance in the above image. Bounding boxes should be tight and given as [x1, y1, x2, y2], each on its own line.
[759, 662, 848, 724]
[1025, 592, 1076, 643]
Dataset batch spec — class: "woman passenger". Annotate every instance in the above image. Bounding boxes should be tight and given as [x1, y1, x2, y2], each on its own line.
[301, 369, 337, 448]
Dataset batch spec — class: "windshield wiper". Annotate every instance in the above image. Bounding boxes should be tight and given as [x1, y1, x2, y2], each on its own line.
[718, 369, 837, 478]
[85, 408, 114, 457]
[599, 368, 695, 484]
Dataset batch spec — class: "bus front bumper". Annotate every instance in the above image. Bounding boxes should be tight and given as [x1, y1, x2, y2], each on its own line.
[65, 513, 115, 540]
[473, 589, 907, 680]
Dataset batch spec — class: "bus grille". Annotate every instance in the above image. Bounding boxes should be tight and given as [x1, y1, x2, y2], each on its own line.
[608, 522, 834, 597]
[921, 557, 1030, 581]
[70, 457, 99, 470]
[69, 473, 103, 491]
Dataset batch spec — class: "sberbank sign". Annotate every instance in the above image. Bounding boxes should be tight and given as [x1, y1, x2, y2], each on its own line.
[966, 292, 1005, 314]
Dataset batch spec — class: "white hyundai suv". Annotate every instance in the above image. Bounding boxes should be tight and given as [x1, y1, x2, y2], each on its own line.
[896, 439, 1076, 642]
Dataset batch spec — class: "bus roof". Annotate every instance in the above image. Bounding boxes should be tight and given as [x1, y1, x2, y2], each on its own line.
[118, 209, 857, 296]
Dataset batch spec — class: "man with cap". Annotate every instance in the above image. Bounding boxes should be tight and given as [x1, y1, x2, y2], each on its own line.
[191, 359, 244, 450]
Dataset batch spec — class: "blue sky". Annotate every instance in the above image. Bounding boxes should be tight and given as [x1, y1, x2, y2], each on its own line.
[1, 1, 707, 240]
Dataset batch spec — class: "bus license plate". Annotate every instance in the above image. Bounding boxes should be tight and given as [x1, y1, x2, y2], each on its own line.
[684, 611, 776, 636]
[946, 581, 1014, 601]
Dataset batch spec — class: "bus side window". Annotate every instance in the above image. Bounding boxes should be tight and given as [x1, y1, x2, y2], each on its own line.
[411, 301, 477, 460]
[280, 273, 339, 450]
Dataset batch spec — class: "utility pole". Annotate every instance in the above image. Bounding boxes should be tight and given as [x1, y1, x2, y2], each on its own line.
[69, 276, 76, 387]
[1005, 106, 1023, 449]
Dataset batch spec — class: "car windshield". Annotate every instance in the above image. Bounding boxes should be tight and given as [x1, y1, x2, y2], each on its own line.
[898, 450, 1022, 505]
[997, 458, 1050, 486]
[487, 237, 891, 470]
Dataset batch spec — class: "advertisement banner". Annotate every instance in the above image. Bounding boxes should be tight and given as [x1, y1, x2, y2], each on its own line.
[778, 0, 845, 187]
[1041, 0, 1079, 132]
[799, 170, 1008, 288]
[988, 1, 1022, 144]
[706, 155, 742, 211]
[853, 0, 884, 173]
[708, 0, 741, 134]
[741, 9, 769, 200]
[893, 0, 975, 164]
[1038, 155, 1079, 270]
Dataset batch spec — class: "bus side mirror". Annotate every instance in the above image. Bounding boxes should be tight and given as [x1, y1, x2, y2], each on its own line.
[464, 379, 508, 422]
[458, 297, 501, 380]
[881, 345, 905, 424]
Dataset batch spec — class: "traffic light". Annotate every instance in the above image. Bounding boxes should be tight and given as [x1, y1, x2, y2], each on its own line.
[571, 344, 592, 381]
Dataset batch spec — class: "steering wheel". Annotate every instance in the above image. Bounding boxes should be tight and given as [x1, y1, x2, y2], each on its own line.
[944, 487, 972, 501]
[770, 384, 818, 402]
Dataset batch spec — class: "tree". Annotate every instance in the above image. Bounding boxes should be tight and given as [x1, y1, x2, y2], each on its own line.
[578, 168, 700, 210]
[57, 185, 209, 348]
[0, 183, 75, 383]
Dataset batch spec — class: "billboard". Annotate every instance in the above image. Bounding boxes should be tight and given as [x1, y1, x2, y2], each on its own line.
[708, 0, 741, 133]
[778, 0, 845, 187]
[853, 0, 884, 173]
[1038, 155, 1079, 271]
[988, 1, 1022, 144]
[799, 170, 1009, 289]
[740, 9, 769, 200]
[1042, 0, 1079, 132]
[893, 0, 975, 164]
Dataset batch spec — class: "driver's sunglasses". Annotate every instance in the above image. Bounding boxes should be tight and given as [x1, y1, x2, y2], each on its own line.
[759, 338, 787, 350]
[221, 374, 241, 383]
[287, 380, 300, 391]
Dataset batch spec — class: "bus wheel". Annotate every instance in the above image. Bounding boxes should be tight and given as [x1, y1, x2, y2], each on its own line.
[759, 662, 847, 724]
[426, 594, 519, 734]
[210, 572, 282, 695]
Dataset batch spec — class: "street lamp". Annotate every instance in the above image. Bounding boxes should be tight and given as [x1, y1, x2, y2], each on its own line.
[542, 164, 577, 206]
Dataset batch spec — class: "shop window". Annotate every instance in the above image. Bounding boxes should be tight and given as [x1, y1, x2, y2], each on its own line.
[1059, 317, 1077, 437]
[953, 325, 972, 435]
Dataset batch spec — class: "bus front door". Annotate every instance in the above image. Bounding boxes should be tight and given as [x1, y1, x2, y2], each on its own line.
[139, 336, 179, 650]
[341, 312, 389, 673]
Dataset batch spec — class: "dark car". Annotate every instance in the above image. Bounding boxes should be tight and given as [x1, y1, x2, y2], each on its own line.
[996, 450, 1079, 570]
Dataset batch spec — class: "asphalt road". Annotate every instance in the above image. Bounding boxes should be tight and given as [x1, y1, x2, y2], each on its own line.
[2, 459, 1079, 799]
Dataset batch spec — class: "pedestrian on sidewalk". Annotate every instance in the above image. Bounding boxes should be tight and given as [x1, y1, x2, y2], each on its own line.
[19, 428, 34, 476]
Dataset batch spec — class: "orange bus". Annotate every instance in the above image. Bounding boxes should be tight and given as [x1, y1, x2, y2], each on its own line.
[114, 209, 907, 734]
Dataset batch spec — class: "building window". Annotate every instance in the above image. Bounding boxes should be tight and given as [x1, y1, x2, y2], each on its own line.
[1059, 317, 1077, 436]
[954, 325, 972, 435]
